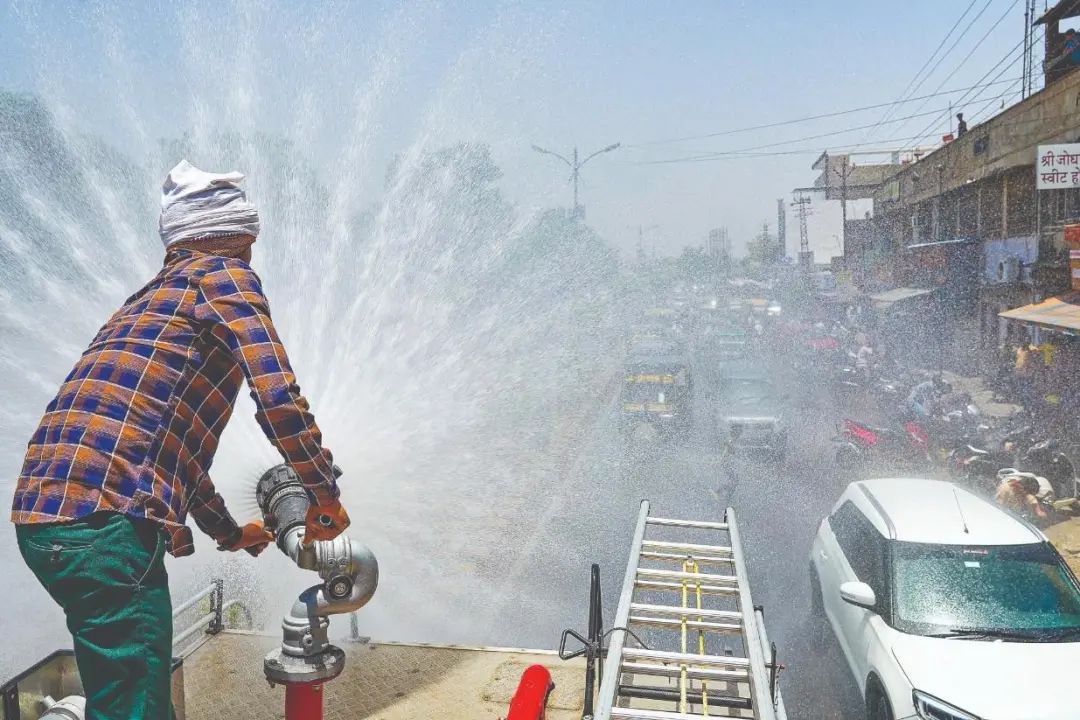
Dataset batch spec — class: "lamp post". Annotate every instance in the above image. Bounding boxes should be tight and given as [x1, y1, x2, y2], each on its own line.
[531, 142, 621, 219]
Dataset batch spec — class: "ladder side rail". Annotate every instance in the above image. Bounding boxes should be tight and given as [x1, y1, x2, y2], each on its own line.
[753, 605, 788, 720]
[727, 508, 780, 720]
[595, 500, 651, 720]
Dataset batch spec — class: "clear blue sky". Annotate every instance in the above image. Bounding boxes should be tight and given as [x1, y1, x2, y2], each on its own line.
[0, 0, 1045, 256]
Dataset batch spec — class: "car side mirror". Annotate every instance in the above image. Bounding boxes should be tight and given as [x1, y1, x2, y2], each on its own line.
[839, 581, 877, 610]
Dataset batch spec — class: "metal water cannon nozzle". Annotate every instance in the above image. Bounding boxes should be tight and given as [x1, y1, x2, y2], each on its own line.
[255, 464, 378, 687]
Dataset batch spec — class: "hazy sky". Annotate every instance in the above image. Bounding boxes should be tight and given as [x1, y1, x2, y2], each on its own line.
[0, 0, 1045, 257]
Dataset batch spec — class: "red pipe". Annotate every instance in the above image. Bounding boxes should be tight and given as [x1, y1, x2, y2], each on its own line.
[506, 664, 554, 720]
[285, 682, 324, 720]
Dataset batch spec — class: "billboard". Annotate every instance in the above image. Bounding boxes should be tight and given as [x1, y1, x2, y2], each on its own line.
[1037, 144, 1080, 189]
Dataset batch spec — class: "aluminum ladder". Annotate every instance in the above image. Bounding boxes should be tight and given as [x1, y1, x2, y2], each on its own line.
[594, 501, 787, 720]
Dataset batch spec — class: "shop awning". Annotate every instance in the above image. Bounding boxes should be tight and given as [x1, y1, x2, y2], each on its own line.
[999, 292, 1080, 333]
[869, 287, 936, 308]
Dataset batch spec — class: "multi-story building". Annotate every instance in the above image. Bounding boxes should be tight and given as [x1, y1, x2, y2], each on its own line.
[867, 2, 1080, 359]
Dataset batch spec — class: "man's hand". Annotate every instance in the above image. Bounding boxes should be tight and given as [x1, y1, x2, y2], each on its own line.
[219, 521, 275, 557]
[302, 499, 351, 546]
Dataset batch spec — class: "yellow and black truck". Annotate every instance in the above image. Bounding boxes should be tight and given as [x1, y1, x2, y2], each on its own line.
[620, 340, 692, 439]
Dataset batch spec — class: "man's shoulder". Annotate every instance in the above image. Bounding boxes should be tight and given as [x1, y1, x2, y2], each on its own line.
[194, 255, 265, 295]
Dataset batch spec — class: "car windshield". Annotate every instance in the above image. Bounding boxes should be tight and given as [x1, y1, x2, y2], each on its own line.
[893, 541, 1080, 637]
[724, 379, 776, 404]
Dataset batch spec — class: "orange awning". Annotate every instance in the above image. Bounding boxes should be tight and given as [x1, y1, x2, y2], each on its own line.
[999, 292, 1080, 333]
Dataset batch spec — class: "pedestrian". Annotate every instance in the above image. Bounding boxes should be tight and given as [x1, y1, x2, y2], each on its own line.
[855, 337, 874, 382]
[11, 160, 351, 720]
[956, 112, 967, 137]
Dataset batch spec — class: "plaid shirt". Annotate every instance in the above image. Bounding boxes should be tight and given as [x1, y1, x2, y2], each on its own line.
[12, 249, 339, 556]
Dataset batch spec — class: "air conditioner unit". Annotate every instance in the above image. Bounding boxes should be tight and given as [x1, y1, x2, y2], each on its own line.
[998, 254, 1021, 283]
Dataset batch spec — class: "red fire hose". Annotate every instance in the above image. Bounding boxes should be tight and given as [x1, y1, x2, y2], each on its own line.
[506, 664, 554, 720]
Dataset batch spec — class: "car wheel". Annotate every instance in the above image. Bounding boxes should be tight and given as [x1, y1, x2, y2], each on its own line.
[867, 687, 893, 720]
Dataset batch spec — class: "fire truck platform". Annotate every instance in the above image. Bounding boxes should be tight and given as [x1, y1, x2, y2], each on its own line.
[181, 631, 586, 720]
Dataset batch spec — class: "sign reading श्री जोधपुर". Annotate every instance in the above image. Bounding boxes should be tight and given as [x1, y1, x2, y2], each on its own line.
[1037, 144, 1080, 189]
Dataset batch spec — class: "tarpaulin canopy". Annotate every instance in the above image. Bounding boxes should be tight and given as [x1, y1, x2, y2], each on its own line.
[869, 286, 937, 308]
[999, 292, 1080, 333]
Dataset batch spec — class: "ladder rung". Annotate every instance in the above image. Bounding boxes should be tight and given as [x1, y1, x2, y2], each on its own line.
[619, 684, 753, 712]
[628, 614, 742, 633]
[622, 660, 749, 683]
[629, 602, 742, 622]
[642, 540, 734, 555]
[634, 579, 740, 596]
[640, 550, 735, 565]
[647, 516, 729, 531]
[622, 647, 750, 668]
[637, 567, 739, 584]
[612, 706, 742, 719]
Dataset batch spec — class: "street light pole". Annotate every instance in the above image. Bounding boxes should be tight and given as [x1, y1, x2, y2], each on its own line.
[531, 142, 621, 219]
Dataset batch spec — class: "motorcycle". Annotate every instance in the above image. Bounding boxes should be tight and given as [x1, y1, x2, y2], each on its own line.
[947, 423, 1055, 496]
[829, 358, 915, 410]
[1019, 439, 1077, 499]
[834, 417, 931, 472]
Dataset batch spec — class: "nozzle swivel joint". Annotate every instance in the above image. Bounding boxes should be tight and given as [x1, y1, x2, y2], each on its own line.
[256, 464, 378, 684]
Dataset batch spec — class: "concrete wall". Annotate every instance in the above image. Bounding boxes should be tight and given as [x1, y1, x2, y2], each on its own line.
[876, 68, 1080, 210]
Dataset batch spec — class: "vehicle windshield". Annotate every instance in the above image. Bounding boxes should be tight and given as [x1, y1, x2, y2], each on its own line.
[893, 541, 1080, 637]
[623, 382, 674, 404]
[723, 378, 776, 404]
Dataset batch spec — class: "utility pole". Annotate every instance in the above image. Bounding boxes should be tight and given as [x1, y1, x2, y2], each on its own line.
[1022, 0, 1037, 98]
[531, 142, 621, 220]
[777, 198, 787, 258]
[792, 193, 813, 271]
[833, 160, 852, 257]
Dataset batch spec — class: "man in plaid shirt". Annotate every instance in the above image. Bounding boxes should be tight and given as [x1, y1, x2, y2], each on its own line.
[12, 160, 350, 719]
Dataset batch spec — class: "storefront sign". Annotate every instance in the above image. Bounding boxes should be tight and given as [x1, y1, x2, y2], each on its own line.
[1037, 144, 1080, 189]
[1071, 249, 1080, 291]
[1065, 224, 1080, 247]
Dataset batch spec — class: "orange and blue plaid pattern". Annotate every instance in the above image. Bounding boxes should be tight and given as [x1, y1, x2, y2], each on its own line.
[12, 249, 339, 556]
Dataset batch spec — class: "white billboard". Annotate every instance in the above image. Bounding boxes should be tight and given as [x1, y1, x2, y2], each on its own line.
[1038, 144, 1080, 189]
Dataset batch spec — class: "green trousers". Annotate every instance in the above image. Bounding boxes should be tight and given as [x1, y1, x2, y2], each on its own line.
[16, 512, 174, 720]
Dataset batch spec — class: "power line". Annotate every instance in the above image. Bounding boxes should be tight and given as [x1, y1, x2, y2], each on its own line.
[867, 0, 987, 137]
[635, 87, 1023, 166]
[631, 108, 1080, 165]
[626, 76, 1023, 147]
[892, 0, 1025, 142]
[901, 23, 1039, 151]
[632, 88, 1020, 165]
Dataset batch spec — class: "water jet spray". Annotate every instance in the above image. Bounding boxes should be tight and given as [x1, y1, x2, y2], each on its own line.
[255, 464, 378, 720]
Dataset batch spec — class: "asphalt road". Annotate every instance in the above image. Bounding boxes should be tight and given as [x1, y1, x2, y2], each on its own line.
[435, 339, 869, 719]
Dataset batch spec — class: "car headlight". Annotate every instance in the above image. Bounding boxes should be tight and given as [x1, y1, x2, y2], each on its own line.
[913, 691, 981, 720]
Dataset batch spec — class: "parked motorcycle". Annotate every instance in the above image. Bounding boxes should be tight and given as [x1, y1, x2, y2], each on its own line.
[829, 357, 916, 410]
[834, 417, 931, 473]
[946, 423, 1075, 496]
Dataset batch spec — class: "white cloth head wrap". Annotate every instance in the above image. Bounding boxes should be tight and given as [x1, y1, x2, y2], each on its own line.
[158, 159, 261, 248]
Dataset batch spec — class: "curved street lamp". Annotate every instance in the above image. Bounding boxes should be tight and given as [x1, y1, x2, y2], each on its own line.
[531, 142, 621, 218]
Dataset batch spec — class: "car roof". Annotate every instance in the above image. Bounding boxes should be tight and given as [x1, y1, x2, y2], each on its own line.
[848, 478, 1043, 546]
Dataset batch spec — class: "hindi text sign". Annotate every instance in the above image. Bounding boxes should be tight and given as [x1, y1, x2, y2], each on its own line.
[1037, 144, 1080, 189]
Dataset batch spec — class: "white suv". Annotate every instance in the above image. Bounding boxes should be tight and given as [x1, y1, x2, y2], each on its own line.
[810, 478, 1080, 720]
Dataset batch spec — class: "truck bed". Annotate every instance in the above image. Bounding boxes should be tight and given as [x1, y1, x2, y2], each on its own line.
[182, 632, 586, 720]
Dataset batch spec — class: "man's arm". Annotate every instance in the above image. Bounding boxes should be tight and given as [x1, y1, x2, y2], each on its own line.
[196, 258, 340, 505]
[188, 472, 242, 546]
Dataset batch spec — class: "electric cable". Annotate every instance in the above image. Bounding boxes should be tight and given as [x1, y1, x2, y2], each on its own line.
[892, 0, 1024, 142]
[868, 0, 988, 137]
[627, 77, 1023, 148]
